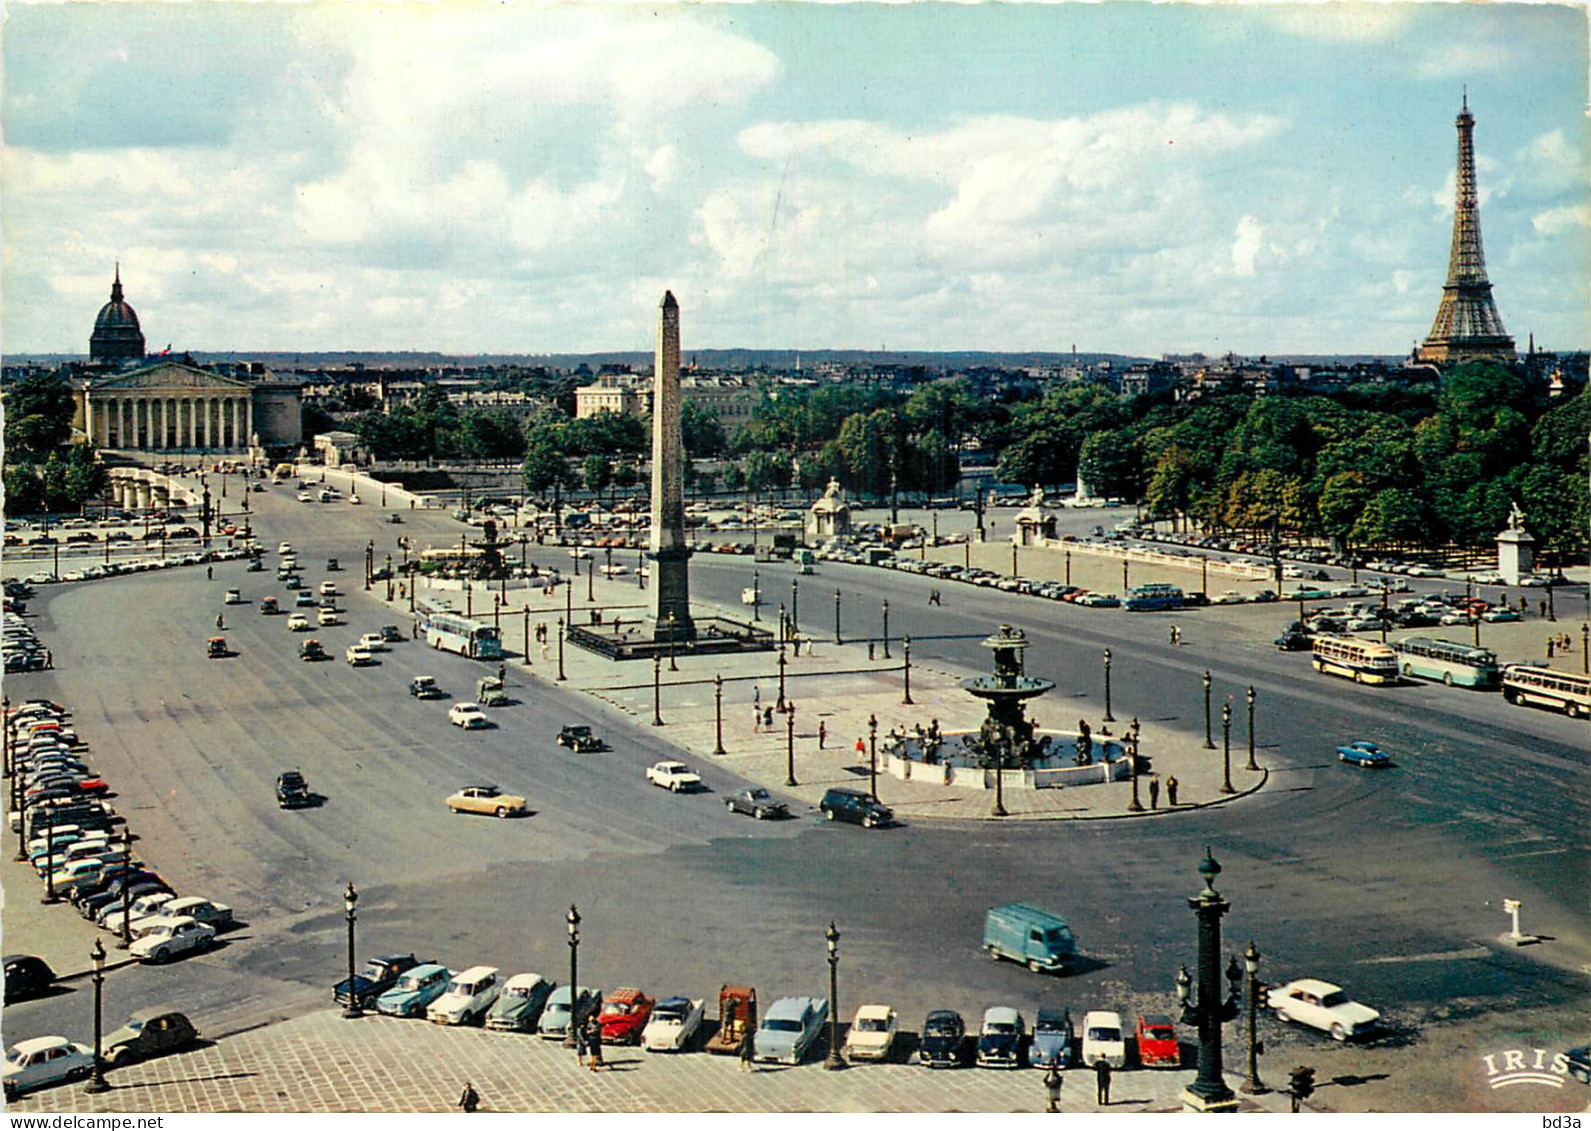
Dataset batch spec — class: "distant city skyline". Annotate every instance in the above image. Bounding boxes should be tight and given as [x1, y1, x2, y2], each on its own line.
[3, 2, 1587, 357]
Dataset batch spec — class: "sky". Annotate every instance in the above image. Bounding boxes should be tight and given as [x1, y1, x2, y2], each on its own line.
[2, 1, 1587, 357]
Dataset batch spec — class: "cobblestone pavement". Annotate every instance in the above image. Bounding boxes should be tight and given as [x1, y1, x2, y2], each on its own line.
[6, 1008, 1296, 1114]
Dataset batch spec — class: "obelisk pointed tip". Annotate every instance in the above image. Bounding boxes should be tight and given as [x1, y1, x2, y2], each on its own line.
[661, 290, 678, 310]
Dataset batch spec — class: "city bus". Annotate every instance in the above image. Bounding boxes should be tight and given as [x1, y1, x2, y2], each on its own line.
[1501, 665, 1591, 719]
[426, 611, 503, 661]
[1391, 637, 1501, 690]
[1123, 583, 1184, 612]
[1311, 634, 1400, 685]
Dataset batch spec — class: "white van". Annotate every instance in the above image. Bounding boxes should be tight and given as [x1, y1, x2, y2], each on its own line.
[1081, 1009, 1126, 1069]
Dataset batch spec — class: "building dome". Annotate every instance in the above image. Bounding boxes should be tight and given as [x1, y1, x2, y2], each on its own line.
[90, 264, 146, 363]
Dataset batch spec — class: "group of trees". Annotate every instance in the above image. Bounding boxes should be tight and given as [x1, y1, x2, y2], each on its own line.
[345, 388, 530, 463]
[3, 373, 106, 515]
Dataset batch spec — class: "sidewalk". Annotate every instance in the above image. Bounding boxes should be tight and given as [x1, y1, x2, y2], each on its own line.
[379, 565, 1269, 822]
[0, 829, 142, 981]
[5, 1006, 1300, 1114]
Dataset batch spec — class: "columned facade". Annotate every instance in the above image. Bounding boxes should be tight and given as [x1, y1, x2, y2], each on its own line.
[81, 367, 255, 452]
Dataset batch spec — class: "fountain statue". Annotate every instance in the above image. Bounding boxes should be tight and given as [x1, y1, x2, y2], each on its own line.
[959, 625, 1057, 770]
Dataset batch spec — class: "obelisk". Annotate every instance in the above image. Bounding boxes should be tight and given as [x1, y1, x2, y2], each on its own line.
[648, 291, 694, 642]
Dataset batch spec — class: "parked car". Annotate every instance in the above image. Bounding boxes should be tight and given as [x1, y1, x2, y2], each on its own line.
[1075, 592, 1120, 608]
[484, 973, 554, 1032]
[129, 916, 216, 963]
[844, 1004, 898, 1062]
[641, 996, 705, 1052]
[1081, 1010, 1126, 1068]
[919, 1009, 968, 1068]
[725, 788, 788, 820]
[158, 896, 232, 931]
[2, 1036, 94, 1099]
[976, 1006, 1026, 1069]
[819, 787, 892, 829]
[1336, 741, 1392, 769]
[409, 676, 445, 699]
[446, 785, 528, 819]
[276, 771, 311, 808]
[1030, 1007, 1074, 1068]
[427, 965, 502, 1026]
[754, 996, 829, 1065]
[1566, 1044, 1591, 1085]
[1135, 1013, 1180, 1068]
[556, 725, 604, 752]
[448, 703, 490, 729]
[1481, 608, 1521, 623]
[598, 987, 656, 1044]
[376, 964, 454, 1019]
[538, 985, 601, 1040]
[646, 761, 702, 792]
[2, 955, 56, 1002]
[103, 1008, 199, 1066]
[98, 891, 175, 930]
[1271, 979, 1380, 1041]
[335, 954, 423, 1008]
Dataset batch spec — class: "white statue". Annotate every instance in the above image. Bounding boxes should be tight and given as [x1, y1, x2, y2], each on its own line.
[1506, 501, 1526, 533]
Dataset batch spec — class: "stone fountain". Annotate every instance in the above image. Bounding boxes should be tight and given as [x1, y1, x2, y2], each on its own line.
[960, 625, 1056, 769]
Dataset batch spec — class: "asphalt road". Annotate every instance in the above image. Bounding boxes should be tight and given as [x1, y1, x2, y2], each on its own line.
[6, 481, 1587, 1110]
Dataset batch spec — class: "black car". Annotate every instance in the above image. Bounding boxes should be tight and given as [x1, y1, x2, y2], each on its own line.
[1568, 1045, 1591, 1085]
[334, 954, 423, 1008]
[919, 1009, 967, 1067]
[725, 788, 788, 820]
[276, 772, 311, 809]
[76, 872, 168, 917]
[819, 787, 893, 829]
[556, 725, 604, 753]
[1274, 622, 1314, 651]
[104, 1008, 199, 1066]
[3, 955, 56, 1003]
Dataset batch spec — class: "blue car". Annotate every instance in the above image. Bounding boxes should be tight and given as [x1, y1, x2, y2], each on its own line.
[375, 964, 453, 1018]
[753, 996, 829, 1064]
[1337, 741, 1392, 768]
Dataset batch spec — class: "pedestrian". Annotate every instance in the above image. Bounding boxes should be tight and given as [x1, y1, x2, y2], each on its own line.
[1045, 1063, 1064, 1112]
[44, 649, 53, 670]
[929, 589, 942, 606]
[818, 720, 827, 749]
[586, 1017, 605, 1071]
[1166, 775, 1179, 806]
[206, 565, 213, 581]
[764, 706, 773, 730]
[1095, 1058, 1112, 1106]
[868, 640, 876, 660]
[575, 1017, 589, 1065]
[1540, 599, 1548, 618]
[215, 614, 224, 630]
[1169, 625, 1177, 647]
[1548, 638, 1556, 660]
[497, 663, 506, 684]
[738, 1025, 756, 1072]
[753, 705, 762, 734]
[1149, 776, 1160, 810]
[458, 1081, 480, 1113]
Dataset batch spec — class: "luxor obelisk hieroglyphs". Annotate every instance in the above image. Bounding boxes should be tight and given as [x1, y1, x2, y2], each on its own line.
[649, 291, 695, 642]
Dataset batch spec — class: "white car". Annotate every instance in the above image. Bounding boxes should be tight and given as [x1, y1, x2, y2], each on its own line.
[1081, 1009, 1126, 1068]
[449, 703, 491, 729]
[1212, 591, 1247, 605]
[641, 996, 705, 1052]
[3, 1036, 94, 1099]
[99, 890, 175, 929]
[278, 543, 294, 556]
[427, 965, 502, 1026]
[319, 581, 338, 596]
[160, 896, 233, 930]
[349, 495, 362, 505]
[287, 613, 310, 632]
[346, 645, 377, 667]
[358, 633, 389, 653]
[318, 608, 340, 627]
[296, 492, 312, 503]
[223, 588, 242, 605]
[1272, 979, 1380, 1041]
[843, 1004, 898, 1061]
[646, 761, 702, 792]
[129, 916, 216, 963]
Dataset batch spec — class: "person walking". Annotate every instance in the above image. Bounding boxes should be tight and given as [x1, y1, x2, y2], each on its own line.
[764, 706, 774, 730]
[738, 1025, 756, 1072]
[585, 1016, 605, 1071]
[1165, 775, 1179, 806]
[575, 1016, 589, 1066]
[206, 565, 213, 581]
[1148, 775, 1160, 810]
[1044, 1063, 1064, 1112]
[458, 1082, 480, 1113]
[215, 613, 225, 631]
[497, 663, 506, 685]
[818, 720, 827, 749]
[1095, 1058, 1112, 1106]
[1548, 638, 1556, 660]
[1169, 625, 1178, 647]
[929, 589, 942, 606]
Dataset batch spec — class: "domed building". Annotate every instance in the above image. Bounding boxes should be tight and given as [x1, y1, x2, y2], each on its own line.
[89, 264, 146, 364]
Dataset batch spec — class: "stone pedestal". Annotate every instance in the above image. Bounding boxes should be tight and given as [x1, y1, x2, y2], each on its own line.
[1496, 529, 1534, 586]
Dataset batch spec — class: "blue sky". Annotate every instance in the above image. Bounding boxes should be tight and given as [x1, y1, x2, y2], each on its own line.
[3, 2, 1586, 356]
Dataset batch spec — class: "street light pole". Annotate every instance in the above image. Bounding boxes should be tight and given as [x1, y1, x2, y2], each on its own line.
[752, 569, 761, 622]
[1245, 686, 1258, 772]
[1127, 719, 1144, 812]
[713, 674, 726, 756]
[902, 636, 913, 705]
[652, 655, 664, 726]
[1102, 648, 1115, 723]
[1241, 940, 1266, 1094]
[523, 606, 531, 668]
[777, 643, 788, 712]
[824, 922, 844, 1070]
[881, 601, 891, 659]
[557, 618, 566, 681]
[1202, 671, 1215, 749]
[1220, 703, 1235, 794]
[343, 882, 361, 1019]
[867, 714, 879, 800]
[834, 588, 842, 645]
[1176, 849, 1240, 1113]
[84, 939, 109, 1093]
[565, 906, 581, 1048]
[785, 704, 797, 787]
[791, 578, 799, 634]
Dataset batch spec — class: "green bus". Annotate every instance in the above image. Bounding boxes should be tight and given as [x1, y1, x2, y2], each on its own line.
[1391, 636, 1501, 689]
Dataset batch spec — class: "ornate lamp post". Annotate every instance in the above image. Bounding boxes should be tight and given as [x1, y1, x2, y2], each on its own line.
[564, 905, 582, 1048]
[834, 588, 842, 645]
[41, 811, 60, 903]
[1245, 686, 1258, 771]
[881, 600, 891, 659]
[824, 922, 845, 1070]
[1065, 549, 1072, 586]
[785, 704, 798, 787]
[713, 674, 727, 756]
[84, 939, 109, 1093]
[776, 643, 788, 712]
[652, 655, 664, 726]
[902, 636, 914, 705]
[386, 554, 394, 602]
[751, 568, 761, 622]
[1102, 648, 1115, 723]
[1241, 939, 1267, 1094]
[791, 577, 800, 634]
[523, 606, 532, 668]
[365, 540, 374, 591]
[557, 617, 566, 681]
[1220, 703, 1235, 794]
[1127, 719, 1144, 813]
[1202, 671, 1215, 749]
[1176, 849, 1241, 1113]
[992, 723, 1009, 819]
[867, 714, 879, 800]
[343, 881, 361, 1019]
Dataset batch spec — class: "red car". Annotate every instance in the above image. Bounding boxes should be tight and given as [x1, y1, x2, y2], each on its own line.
[1135, 1013, 1180, 1068]
[598, 988, 655, 1045]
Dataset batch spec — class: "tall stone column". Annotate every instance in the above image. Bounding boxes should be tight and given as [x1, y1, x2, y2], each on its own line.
[135, 399, 146, 450]
[186, 398, 196, 449]
[648, 290, 694, 642]
[232, 399, 243, 450]
[246, 398, 255, 449]
[200, 397, 210, 449]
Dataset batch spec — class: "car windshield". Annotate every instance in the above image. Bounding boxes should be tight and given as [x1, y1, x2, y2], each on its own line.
[4, 1048, 24, 1066]
[747, 790, 770, 801]
[858, 1018, 889, 1032]
[358, 963, 387, 979]
[987, 1023, 1016, 1035]
[1088, 1027, 1121, 1042]
[123, 1018, 144, 1032]
[654, 1006, 683, 1021]
[508, 986, 536, 998]
[546, 1003, 569, 1015]
[602, 1002, 632, 1015]
[765, 1019, 801, 1032]
[1045, 928, 1068, 942]
[1319, 991, 1349, 1008]
[925, 1020, 959, 1037]
[1146, 1026, 1174, 1040]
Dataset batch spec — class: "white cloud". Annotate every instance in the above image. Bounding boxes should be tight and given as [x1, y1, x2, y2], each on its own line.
[1416, 42, 1519, 80]
[1231, 216, 1264, 277]
[1532, 204, 1591, 236]
[645, 145, 680, 194]
[1262, 5, 1415, 44]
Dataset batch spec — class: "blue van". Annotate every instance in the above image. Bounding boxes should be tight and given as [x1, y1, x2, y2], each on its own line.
[983, 902, 1077, 973]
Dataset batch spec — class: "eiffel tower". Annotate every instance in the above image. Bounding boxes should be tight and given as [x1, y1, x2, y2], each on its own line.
[1417, 94, 1515, 367]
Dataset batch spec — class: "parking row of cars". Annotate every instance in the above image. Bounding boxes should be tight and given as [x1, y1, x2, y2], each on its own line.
[10, 544, 253, 589]
[4, 608, 49, 673]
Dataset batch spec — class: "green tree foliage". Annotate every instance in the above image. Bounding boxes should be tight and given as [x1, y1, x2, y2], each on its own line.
[996, 383, 1128, 487]
[3, 372, 76, 458]
[582, 453, 612, 496]
[1077, 430, 1143, 501]
[681, 401, 727, 458]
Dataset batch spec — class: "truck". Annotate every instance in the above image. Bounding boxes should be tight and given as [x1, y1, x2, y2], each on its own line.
[705, 985, 757, 1055]
[982, 902, 1077, 973]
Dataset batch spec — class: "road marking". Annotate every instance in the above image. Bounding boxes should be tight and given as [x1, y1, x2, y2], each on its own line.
[1360, 945, 1491, 964]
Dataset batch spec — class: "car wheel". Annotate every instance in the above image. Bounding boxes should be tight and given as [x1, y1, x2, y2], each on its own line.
[1330, 1023, 1348, 1042]
[1442, 672, 1454, 687]
[824, 808, 835, 821]
[1568, 703, 1584, 720]
[755, 809, 767, 820]
[1402, 663, 1414, 677]
[67, 1065, 91, 1082]
[154, 946, 170, 963]
[1028, 958, 1042, 973]
[1275, 1010, 1291, 1025]
[496, 806, 509, 818]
